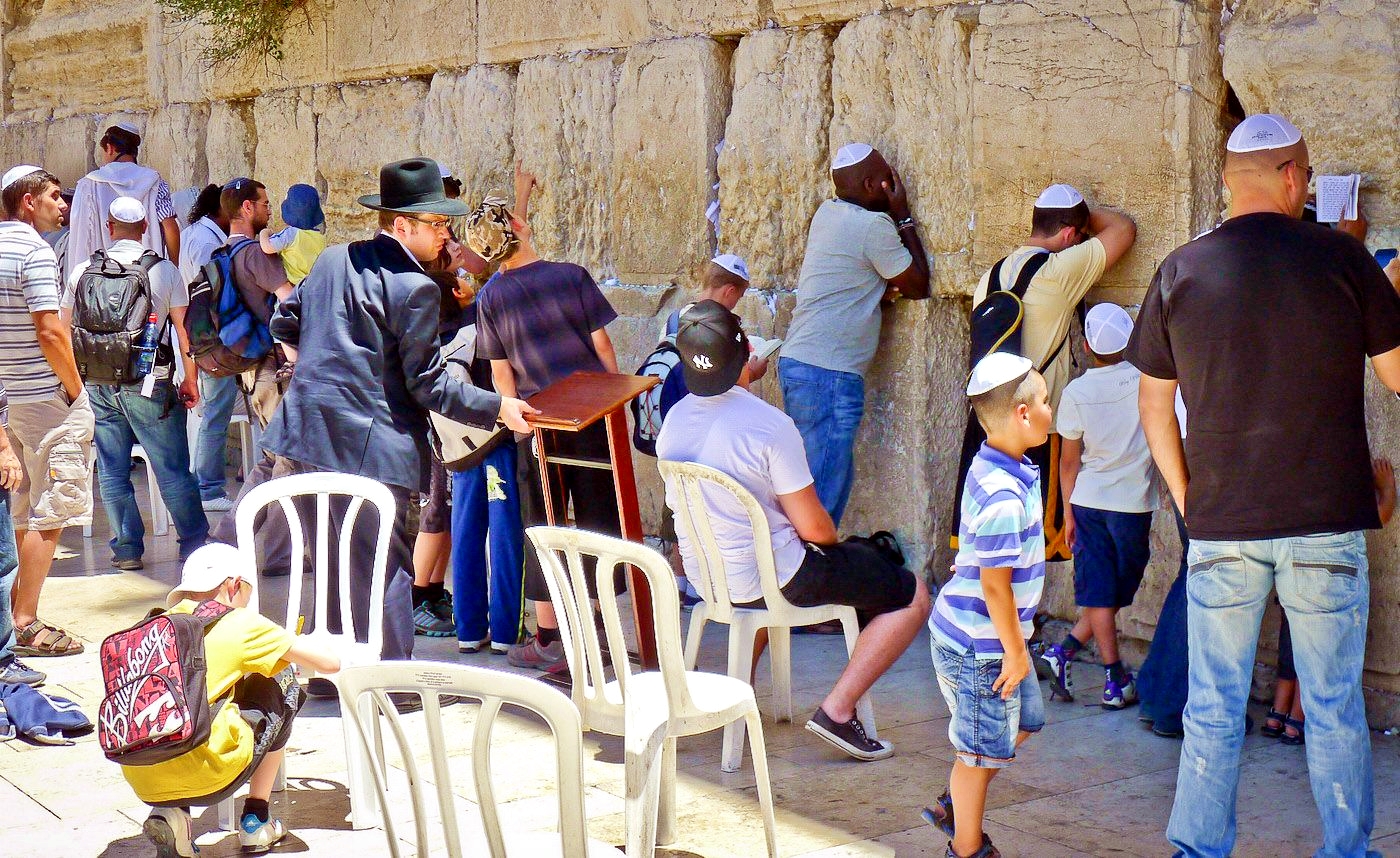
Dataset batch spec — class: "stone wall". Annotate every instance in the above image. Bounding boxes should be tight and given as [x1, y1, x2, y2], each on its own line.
[4, 0, 1400, 721]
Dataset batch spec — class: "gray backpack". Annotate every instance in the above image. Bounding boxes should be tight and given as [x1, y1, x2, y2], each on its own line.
[71, 249, 161, 385]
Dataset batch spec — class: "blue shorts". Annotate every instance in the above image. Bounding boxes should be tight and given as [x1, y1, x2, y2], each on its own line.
[1071, 505, 1152, 609]
[930, 639, 1045, 769]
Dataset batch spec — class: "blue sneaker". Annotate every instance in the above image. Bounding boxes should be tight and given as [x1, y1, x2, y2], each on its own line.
[1037, 643, 1074, 701]
[1102, 671, 1139, 710]
[238, 814, 287, 853]
[413, 602, 454, 637]
[921, 789, 955, 837]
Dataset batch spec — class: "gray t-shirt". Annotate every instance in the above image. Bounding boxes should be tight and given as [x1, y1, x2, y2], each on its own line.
[781, 198, 914, 377]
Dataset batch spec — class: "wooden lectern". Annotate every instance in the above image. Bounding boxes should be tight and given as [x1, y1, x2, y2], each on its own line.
[526, 371, 660, 668]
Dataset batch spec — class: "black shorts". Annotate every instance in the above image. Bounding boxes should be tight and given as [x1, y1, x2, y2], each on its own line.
[735, 538, 917, 617]
[419, 457, 451, 535]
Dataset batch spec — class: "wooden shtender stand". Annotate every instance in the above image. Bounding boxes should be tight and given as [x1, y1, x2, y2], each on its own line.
[526, 371, 660, 669]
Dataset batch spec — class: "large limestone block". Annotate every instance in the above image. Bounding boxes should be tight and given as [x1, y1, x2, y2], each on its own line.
[209, 2, 333, 101]
[6, 2, 150, 121]
[512, 54, 621, 276]
[314, 80, 429, 243]
[831, 8, 975, 297]
[329, 0, 475, 81]
[717, 29, 834, 292]
[252, 89, 317, 217]
[205, 101, 257, 190]
[143, 105, 211, 191]
[970, 0, 1226, 300]
[610, 38, 730, 286]
[647, 0, 765, 37]
[421, 67, 516, 208]
[44, 116, 99, 189]
[773, 0, 960, 27]
[148, 7, 212, 105]
[1224, 0, 1400, 249]
[478, 0, 644, 63]
[0, 122, 46, 179]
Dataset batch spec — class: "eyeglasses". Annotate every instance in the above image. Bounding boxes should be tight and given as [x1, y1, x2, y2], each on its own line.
[403, 214, 454, 233]
[1275, 160, 1314, 182]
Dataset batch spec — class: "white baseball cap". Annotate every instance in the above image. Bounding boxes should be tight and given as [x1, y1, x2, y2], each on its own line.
[1, 165, 43, 192]
[711, 253, 750, 281]
[1035, 183, 1085, 209]
[167, 543, 256, 607]
[832, 143, 874, 171]
[1226, 113, 1302, 153]
[108, 196, 146, 224]
[967, 352, 1034, 396]
[1084, 302, 1134, 355]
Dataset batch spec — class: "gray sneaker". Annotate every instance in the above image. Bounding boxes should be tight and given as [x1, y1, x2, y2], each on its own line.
[0, 658, 45, 687]
[506, 635, 565, 671]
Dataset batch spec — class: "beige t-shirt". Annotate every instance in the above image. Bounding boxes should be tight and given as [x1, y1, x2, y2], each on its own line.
[972, 237, 1107, 411]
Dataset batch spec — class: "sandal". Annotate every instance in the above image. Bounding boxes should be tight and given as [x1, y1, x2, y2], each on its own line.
[1261, 707, 1288, 739]
[14, 619, 84, 657]
[1281, 716, 1305, 746]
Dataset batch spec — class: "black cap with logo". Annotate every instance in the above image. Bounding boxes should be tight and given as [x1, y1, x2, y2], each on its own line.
[677, 300, 748, 397]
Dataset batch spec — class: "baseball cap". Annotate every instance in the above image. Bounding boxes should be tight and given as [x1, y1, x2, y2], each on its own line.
[832, 143, 874, 171]
[676, 300, 748, 397]
[108, 196, 146, 224]
[1, 165, 42, 192]
[1084, 302, 1134, 355]
[1226, 114, 1302, 153]
[1035, 184, 1085, 209]
[967, 352, 1033, 396]
[167, 543, 255, 607]
[711, 253, 750, 281]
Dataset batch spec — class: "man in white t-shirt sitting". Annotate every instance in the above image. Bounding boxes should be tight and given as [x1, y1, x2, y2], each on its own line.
[657, 300, 931, 762]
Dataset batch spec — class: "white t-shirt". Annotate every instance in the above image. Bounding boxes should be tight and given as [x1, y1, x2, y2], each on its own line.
[656, 387, 812, 603]
[1055, 361, 1157, 513]
[65, 239, 188, 381]
[178, 216, 228, 286]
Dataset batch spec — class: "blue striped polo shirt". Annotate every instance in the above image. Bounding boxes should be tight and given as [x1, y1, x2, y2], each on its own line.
[930, 443, 1045, 658]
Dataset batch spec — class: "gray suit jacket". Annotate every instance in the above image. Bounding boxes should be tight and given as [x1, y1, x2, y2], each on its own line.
[262, 233, 501, 491]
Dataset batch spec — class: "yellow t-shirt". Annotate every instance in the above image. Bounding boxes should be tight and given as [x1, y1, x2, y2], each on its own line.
[268, 226, 327, 286]
[972, 237, 1107, 413]
[121, 602, 296, 804]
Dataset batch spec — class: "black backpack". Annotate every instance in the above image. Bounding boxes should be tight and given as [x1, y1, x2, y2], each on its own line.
[183, 238, 274, 377]
[70, 249, 162, 385]
[967, 251, 1051, 370]
[631, 337, 681, 457]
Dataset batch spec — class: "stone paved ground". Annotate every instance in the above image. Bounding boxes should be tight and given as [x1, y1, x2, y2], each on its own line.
[5, 486, 1399, 857]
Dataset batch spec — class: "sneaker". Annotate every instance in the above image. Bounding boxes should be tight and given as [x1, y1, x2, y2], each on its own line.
[1038, 643, 1074, 702]
[804, 707, 894, 761]
[506, 635, 565, 671]
[921, 789, 955, 838]
[678, 588, 702, 611]
[432, 591, 455, 622]
[413, 603, 454, 637]
[112, 556, 144, 571]
[0, 658, 45, 687]
[945, 833, 1001, 858]
[202, 496, 234, 512]
[389, 691, 467, 714]
[143, 807, 197, 858]
[458, 635, 490, 653]
[489, 640, 511, 654]
[238, 814, 287, 853]
[1102, 672, 1139, 710]
[305, 677, 337, 698]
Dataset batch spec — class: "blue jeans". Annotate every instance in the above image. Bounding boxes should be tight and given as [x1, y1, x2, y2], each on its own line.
[1167, 531, 1376, 858]
[195, 371, 239, 501]
[1138, 507, 1189, 733]
[89, 381, 209, 560]
[777, 357, 864, 526]
[0, 489, 17, 665]
[450, 444, 525, 647]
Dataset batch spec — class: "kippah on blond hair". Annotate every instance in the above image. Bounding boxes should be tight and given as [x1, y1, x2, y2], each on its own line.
[465, 192, 518, 264]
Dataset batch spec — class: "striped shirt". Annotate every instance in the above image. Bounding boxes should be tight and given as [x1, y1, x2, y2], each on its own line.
[931, 443, 1045, 658]
[0, 221, 62, 403]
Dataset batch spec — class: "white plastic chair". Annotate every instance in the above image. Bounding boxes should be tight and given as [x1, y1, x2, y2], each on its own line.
[215, 471, 397, 831]
[337, 661, 625, 858]
[657, 460, 878, 770]
[526, 526, 778, 858]
[185, 404, 255, 480]
[83, 445, 169, 539]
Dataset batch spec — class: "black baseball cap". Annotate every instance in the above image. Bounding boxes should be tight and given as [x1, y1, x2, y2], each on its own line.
[677, 300, 748, 397]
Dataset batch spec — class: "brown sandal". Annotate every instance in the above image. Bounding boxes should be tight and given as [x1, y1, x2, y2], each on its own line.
[14, 619, 84, 657]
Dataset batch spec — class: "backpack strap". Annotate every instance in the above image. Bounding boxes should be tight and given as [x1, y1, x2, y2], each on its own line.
[991, 250, 1066, 374]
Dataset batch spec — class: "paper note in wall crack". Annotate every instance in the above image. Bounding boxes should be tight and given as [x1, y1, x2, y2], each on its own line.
[1315, 173, 1360, 223]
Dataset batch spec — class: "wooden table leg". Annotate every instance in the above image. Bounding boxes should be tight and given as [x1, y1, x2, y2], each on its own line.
[606, 409, 657, 669]
[534, 429, 560, 526]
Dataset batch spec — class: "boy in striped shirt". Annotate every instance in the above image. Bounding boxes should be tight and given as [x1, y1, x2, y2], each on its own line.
[925, 352, 1052, 858]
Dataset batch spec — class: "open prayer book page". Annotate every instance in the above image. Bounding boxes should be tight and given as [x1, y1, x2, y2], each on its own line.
[1315, 173, 1360, 222]
[749, 336, 783, 361]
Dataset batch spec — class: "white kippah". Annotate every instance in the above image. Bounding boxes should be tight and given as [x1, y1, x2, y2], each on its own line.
[108, 196, 146, 224]
[831, 143, 874, 171]
[113, 120, 141, 137]
[1035, 183, 1085, 210]
[1, 165, 42, 192]
[1226, 114, 1302, 153]
[711, 253, 750, 281]
[967, 352, 1034, 397]
[1084, 302, 1134, 356]
[438, 163, 453, 179]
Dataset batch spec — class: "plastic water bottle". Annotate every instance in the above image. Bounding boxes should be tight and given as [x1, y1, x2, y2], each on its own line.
[135, 313, 158, 376]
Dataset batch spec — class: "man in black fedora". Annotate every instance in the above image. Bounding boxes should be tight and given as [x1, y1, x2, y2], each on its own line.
[261, 157, 536, 667]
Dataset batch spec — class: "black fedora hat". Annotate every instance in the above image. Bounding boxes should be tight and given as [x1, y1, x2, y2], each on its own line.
[358, 157, 470, 216]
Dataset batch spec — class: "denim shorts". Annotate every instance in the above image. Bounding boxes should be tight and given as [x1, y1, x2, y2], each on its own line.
[930, 639, 1045, 768]
[1071, 505, 1152, 608]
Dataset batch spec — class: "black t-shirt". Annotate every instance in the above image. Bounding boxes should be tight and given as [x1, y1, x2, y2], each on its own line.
[1127, 212, 1400, 540]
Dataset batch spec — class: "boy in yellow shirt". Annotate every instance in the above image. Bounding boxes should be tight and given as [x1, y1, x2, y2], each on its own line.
[257, 183, 326, 286]
[125, 544, 340, 856]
